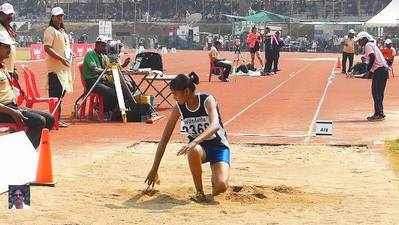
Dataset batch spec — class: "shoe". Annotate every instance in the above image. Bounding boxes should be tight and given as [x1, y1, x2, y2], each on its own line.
[367, 114, 385, 122]
[218, 76, 229, 82]
[59, 121, 70, 128]
[189, 192, 208, 203]
[261, 72, 271, 76]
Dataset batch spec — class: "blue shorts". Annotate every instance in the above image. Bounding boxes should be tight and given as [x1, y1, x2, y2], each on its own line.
[200, 143, 230, 166]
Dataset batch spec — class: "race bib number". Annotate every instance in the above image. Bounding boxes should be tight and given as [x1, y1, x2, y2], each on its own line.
[180, 116, 210, 138]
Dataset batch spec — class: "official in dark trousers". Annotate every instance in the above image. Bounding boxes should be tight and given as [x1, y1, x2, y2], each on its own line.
[262, 27, 272, 76]
[355, 32, 389, 121]
[262, 28, 280, 75]
[273, 31, 285, 72]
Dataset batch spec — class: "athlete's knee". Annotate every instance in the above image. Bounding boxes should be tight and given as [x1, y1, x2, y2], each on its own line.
[213, 179, 228, 194]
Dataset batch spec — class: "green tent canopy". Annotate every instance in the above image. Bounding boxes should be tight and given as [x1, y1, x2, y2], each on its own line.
[232, 11, 292, 35]
[244, 10, 291, 23]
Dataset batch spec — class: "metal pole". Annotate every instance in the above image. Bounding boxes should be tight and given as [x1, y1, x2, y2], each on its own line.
[332, 0, 335, 20]
[134, 1, 137, 47]
[176, 0, 178, 17]
[122, 0, 124, 20]
[218, 0, 221, 35]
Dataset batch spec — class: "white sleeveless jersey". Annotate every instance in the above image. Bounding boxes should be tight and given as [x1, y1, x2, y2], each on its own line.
[177, 93, 229, 148]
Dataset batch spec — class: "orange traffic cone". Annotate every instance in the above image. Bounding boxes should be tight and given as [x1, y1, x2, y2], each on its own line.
[31, 129, 55, 187]
[336, 57, 342, 69]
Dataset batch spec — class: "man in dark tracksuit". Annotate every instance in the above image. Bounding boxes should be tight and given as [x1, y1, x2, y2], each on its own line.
[355, 31, 389, 121]
[272, 31, 284, 73]
[262, 27, 273, 76]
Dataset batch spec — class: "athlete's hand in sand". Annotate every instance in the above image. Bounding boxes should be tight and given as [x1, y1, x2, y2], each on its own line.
[144, 168, 159, 192]
[176, 141, 197, 156]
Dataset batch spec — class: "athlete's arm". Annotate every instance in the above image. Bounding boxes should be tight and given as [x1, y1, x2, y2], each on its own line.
[367, 53, 375, 72]
[177, 96, 220, 156]
[145, 105, 180, 187]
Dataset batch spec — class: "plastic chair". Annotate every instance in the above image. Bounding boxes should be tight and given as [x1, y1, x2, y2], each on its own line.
[77, 62, 105, 122]
[20, 65, 60, 128]
[209, 58, 225, 82]
[8, 74, 27, 107]
[0, 123, 24, 133]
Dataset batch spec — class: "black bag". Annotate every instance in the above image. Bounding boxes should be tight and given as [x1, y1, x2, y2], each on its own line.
[133, 52, 163, 71]
[246, 64, 256, 71]
[126, 103, 155, 122]
[112, 103, 155, 122]
[236, 64, 249, 73]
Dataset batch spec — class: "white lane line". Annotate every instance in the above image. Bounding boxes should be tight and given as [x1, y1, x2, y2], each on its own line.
[304, 63, 337, 144]
[229, 133, 308, 138]
[224, 64, 311, 126]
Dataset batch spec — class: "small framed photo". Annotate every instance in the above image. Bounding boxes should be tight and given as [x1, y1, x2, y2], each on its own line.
[8, 185, 30, 209]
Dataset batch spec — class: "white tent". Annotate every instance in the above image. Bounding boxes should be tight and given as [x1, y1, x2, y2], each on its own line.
[365, 0, 399, 27]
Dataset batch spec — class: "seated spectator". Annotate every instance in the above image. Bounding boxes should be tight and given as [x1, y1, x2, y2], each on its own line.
[82, 35, 131, 119]
[0, 33, 54, 149]
[209, 40, 232, 82]
[83, 35, 117, 118]
[380, 39, 396, 67]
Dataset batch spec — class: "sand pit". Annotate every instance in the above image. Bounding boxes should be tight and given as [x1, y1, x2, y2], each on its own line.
[1, 142, 399, 225]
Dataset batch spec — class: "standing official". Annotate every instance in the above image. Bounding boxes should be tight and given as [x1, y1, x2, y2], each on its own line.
[43, 7, 72, 127]
[341, 29, 356, 74]
[246, 26, 263, 69]
[355, 32, 389, 121]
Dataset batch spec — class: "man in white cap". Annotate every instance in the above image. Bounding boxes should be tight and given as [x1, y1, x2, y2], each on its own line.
[380, 39, 396, 68]
[82, 35, 118, 116]
[82, 35, 132, 120]
[0, 3, 16, 76]
[0, 33, 54, 149]
[354, 31, 389, 121]
[43, 6, 72, 127]
[341, 29, 356, 74]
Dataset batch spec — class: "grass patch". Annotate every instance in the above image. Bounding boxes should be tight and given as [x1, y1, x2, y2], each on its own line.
[385, 139, 399, 174]
[16, 50, 30, 61]
[386, 139, 399, 153]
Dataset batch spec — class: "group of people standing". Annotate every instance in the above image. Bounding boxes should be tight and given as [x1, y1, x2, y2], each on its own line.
[0, 3, 74, 149]
[207, 26, 285, 82]
[246, 26, 285, 76]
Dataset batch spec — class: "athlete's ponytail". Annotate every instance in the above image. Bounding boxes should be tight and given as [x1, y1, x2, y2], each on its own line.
[170, 72, 199, 92]
[188, 72, 199, 85]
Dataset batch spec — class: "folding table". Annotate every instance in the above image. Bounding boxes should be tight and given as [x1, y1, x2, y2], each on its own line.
[124, 69, 176, 108]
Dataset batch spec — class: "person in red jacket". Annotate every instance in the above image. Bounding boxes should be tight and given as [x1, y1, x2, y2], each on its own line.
[246, 26, 263, 69]
[380, 39, 396, 67]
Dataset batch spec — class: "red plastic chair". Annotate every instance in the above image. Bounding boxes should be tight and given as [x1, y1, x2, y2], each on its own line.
[209, 58, 224, 82]
[8, 75, 27, 107]
[77, 62, 104, 122]
[0, 123, 24, 133]
[20, 65, 60, 129]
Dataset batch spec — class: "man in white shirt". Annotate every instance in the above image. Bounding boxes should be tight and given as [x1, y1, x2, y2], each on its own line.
[10, 189, 30, 209]
[354, 31, 389, 121]
[341, 29, 356, 74]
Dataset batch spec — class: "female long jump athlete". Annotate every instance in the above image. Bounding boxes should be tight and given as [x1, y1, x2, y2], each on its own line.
[145, 73, 230, 202]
